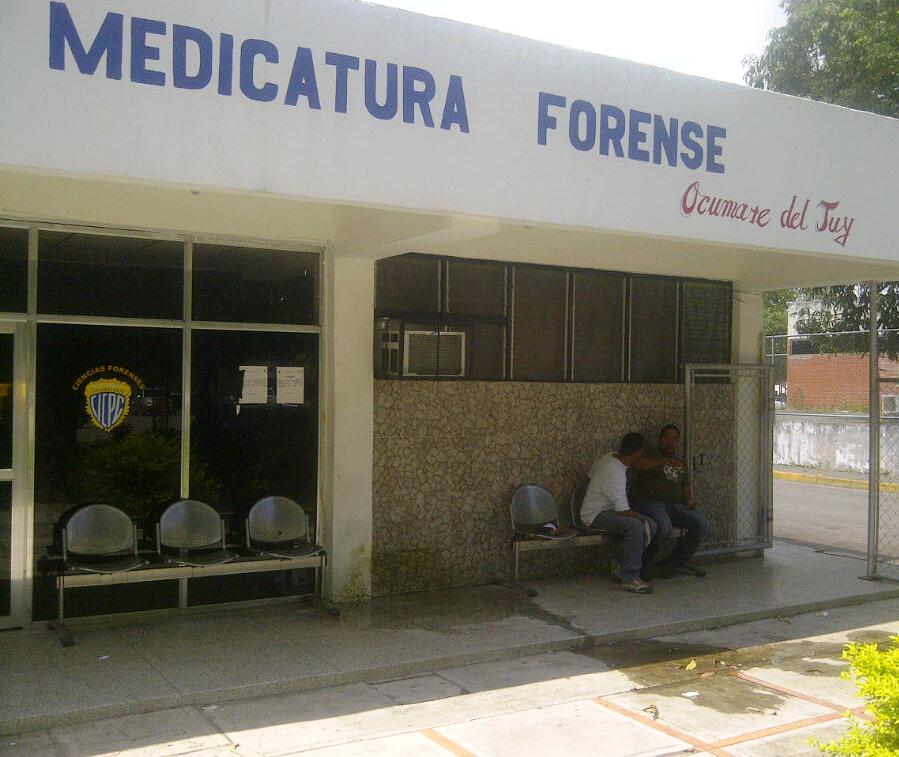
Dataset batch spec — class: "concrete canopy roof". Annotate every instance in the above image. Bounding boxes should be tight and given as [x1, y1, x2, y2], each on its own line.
[2, 168, 896, 293]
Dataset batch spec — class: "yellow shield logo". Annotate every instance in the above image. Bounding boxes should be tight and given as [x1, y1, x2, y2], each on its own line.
[84, 378, 132, 432]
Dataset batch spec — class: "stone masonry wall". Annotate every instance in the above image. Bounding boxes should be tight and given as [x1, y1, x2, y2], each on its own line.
[372, 381, 687, 596]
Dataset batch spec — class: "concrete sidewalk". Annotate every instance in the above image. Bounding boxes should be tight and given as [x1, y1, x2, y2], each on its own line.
[2, 541, 898, 740]
[5, 590, 899, 756]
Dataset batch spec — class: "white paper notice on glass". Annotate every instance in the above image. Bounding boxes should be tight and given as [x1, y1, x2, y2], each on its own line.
[277, 366, 304, 405]
[238, 366, 268, 404]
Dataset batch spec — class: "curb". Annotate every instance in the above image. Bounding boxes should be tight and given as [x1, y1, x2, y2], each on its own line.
[774, 470, 899, 493]
[4, 584, 899, 737]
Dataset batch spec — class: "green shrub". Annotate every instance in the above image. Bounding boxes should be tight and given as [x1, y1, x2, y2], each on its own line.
[817, 634, 899, 756]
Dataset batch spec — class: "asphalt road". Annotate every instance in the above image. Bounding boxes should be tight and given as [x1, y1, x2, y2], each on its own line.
[774, 479, 871, 553]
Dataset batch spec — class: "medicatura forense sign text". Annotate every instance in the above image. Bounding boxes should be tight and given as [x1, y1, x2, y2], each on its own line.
[38, 0, 880, 249]
[48, 1, 728, 173]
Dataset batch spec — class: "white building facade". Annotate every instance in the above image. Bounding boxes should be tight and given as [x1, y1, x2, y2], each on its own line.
[0, 0, 896, 625]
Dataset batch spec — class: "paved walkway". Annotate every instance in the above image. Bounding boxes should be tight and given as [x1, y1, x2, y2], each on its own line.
[4, 595, 898, 756]
[1, 541, 898, 745]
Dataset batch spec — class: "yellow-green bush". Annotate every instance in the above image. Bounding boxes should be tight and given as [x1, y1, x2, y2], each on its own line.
[817, 634, 899, 756]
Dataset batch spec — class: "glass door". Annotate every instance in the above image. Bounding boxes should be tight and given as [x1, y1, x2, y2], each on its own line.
[0, 324, 25, 628]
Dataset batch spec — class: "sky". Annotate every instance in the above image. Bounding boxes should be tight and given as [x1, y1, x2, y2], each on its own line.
[367, 0, 788, 85]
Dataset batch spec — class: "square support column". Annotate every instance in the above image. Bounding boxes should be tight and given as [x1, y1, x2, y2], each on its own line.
[733, 291, 763, 363]
[322, 255, 374, 601]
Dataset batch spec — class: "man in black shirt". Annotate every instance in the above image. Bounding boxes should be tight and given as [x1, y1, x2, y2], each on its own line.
[632, 424, 709, 577]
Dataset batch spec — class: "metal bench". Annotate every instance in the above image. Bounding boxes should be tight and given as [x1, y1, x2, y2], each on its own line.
[511, 482, 686, 585]
[511, 484, 611, 583]
[46, 498, 332, 647]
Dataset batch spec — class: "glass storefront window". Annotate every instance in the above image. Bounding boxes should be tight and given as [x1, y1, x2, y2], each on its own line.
[190, 330, 319, 516]
[0, 227, 28, 314]
[38, 232, 183, 319]
[6, 227, 324, 620]
[193, 245, 319, 325]
[188, 329, 319, 604]
[33, 324, 183, 618]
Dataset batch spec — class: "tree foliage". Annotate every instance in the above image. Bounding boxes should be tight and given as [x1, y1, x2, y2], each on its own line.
[744, 0, 899, 117]
[764, 289, 799, 335]
[751, 2, 899, 353]
[795, 283, 899, 357]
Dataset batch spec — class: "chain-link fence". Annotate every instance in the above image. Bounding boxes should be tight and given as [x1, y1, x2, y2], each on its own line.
[877, 383, 899, 580]
[686, 365, 773, 555]
[764, 330, 899, 582]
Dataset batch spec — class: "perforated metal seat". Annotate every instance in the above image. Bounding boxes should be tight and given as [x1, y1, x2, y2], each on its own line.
[49, 504, 148, 645]
[62, 504, 146, 574]
[246, 496, 324, 559]
[157, 499, 236, 567]
[510, 485, 579, 583]
[511, 485, 579, 540]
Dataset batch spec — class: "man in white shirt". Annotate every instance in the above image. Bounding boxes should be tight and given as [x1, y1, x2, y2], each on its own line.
[580, 432, 661, 594]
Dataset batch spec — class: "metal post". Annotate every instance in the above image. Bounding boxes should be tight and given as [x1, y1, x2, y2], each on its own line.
[867, 282, 880, 579]
[684, 366, 693, 489]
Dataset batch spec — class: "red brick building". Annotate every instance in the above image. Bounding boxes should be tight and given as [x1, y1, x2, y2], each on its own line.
[788, 353, 899, 412]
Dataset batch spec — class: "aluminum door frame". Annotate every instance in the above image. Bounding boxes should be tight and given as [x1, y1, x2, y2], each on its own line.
[0, 322, 28, 629]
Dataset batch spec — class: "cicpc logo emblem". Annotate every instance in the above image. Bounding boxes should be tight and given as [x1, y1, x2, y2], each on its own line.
[84, 378, 133, 432]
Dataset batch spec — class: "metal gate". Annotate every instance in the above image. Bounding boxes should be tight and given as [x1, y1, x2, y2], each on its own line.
[868, 285, 899, 582]
[685, 364, 774, 556]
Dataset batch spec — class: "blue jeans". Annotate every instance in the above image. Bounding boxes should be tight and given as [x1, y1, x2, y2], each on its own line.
[589, 510, 658, 582]
[634, 500, 709, 568]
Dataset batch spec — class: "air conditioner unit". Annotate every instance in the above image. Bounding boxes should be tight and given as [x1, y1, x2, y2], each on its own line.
[403, 330, 466, 377]
[882, 394, 898, 414]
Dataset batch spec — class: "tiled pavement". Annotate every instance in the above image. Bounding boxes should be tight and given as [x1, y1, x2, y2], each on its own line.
[2, 542, 898, 753]
[2, 595, 897, 756]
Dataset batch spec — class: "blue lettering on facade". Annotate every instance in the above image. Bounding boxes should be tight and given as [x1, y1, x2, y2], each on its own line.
[48, 2, 470, 134]
[47, 2, 729, 164]
[325, 52, 360, 114]
[49, 2, 123, 80]
[285, 47, 321, 109]
[173, 25, 212, 90]
[706, 125, 727, 174]
[240, 39, 278, 102]
[569, 100, 596, 152]
[542, 92, 727, 174]
[652, 116, 678, 167]
[537, 92, 566, 146]
[680, 121, 704, 170]
[403, 66, 436, 127]
[440, 75, 469, 133]
[599, 104, 626, 158]
[627, 109, 651, 162]
[131, 17, 166, 86]
[217, 33, 233, 96]
[364, 59, 398, 120]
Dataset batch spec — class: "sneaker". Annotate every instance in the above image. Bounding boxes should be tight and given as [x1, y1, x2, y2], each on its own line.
[621, 579, 653, 594]
[610, 559, 622, 584]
